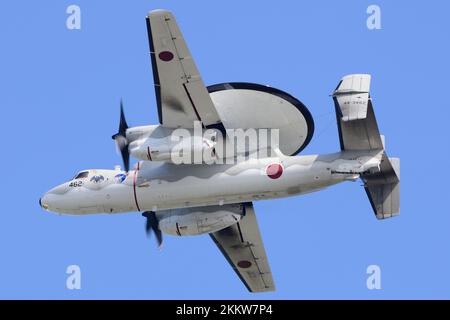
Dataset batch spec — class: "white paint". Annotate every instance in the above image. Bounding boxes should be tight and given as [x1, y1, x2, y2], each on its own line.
[366, 264, 382, 290]
[66, 265, 81, 290]
[367, 5, 382, 30]
[66, 5, 81, 30]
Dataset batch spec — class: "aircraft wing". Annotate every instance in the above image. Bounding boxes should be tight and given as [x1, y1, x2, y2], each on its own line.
[146, 10, 223, 129]
[210, 203, 275, 292]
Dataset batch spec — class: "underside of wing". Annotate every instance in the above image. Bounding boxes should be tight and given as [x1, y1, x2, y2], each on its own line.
[146, 10, 223, 129]
[210, 202, 275, 292]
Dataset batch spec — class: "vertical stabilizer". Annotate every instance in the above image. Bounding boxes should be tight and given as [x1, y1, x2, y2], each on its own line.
[332, 75, 400, 219]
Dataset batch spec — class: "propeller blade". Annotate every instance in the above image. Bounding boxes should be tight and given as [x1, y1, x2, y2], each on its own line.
[114, 135, 127, 154]
[112, 99, 130, 172]
[142, 211, 163, 248]
[120, 144, 130, 173]
[118, 100, 128, 135]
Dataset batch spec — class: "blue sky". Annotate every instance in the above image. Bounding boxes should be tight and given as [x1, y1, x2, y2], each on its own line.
[1, 0, 449, 299]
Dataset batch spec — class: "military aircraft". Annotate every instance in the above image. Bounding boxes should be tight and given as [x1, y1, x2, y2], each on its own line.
[40, 9, 400, 292]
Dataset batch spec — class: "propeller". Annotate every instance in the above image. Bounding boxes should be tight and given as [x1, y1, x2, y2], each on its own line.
[142, 211, 163, 248]
[112, 100, 130, 172]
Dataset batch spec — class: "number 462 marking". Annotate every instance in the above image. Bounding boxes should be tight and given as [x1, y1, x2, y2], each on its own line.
[69, 181, 83, 187]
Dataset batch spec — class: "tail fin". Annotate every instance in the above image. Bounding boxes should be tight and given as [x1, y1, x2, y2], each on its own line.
[332, 74, 384, 151]
[333, 74, 400, 219]
[363, 155, 400, 219]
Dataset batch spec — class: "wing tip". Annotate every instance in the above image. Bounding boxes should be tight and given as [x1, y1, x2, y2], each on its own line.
[148, 9, 173, 18]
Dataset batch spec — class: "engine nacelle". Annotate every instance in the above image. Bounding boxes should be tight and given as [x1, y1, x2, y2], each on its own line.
[128, 128, 216, 163]
[157, 205, 243, 236]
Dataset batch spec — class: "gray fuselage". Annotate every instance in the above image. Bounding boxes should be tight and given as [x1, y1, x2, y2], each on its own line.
[40, 150, 381, 215]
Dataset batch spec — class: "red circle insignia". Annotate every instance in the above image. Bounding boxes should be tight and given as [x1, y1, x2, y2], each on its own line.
[158, 51, 174, 62]
[237, 260, 252, 268]
[266, 163, 283, 179]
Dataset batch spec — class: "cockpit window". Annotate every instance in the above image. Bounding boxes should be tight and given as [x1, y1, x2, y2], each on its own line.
[73, 171, 89, 179]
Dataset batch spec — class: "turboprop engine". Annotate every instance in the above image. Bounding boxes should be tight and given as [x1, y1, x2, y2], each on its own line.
[157, 205, 243, 236]
[112, 101, 217, 169]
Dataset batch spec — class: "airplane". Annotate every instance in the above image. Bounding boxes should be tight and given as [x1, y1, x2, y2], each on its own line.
[39, 9, 400, 292]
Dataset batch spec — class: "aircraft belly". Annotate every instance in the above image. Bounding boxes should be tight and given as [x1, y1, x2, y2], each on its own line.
[135, 172, 267, 210]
